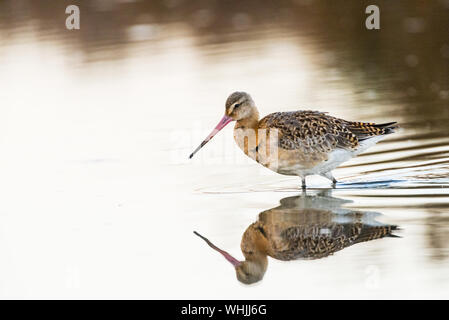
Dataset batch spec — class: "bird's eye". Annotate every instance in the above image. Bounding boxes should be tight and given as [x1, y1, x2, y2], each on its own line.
[234, 103, 240, 108]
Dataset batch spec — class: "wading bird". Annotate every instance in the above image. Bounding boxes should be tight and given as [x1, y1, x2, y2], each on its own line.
[194, 191, 399, 284]
[189, 92, 397, 188]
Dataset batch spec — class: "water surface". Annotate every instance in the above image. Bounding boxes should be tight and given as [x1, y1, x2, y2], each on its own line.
[0, 0, 448, 298]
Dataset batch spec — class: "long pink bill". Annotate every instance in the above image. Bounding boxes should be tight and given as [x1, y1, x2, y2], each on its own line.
[193, 231, 241, 267]
[189, 115, 233, 159]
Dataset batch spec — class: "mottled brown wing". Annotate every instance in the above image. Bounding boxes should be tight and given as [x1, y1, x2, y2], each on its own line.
[258, 111, 359, 153]
[346, 121, 398, 141]
[277, 223, 398, 260]
[277, 223, 356, 260]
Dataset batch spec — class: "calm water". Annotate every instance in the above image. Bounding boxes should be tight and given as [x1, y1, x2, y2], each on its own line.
[0, 0, 448, 298]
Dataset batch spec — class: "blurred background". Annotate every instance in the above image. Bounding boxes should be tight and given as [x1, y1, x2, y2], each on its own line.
[0, 0, 448, 298]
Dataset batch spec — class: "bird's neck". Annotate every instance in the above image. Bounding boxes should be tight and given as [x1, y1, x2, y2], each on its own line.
[247, 252, 268, 264]
[241, 222, 270, 257]
[245, 254, 268, 276]
[235, 110, 260, 130]
[233, 111, 260, 160]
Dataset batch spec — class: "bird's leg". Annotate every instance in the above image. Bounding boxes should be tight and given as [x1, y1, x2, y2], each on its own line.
[323, 172, 337, 188]
[332, 178, 337, 188]
[301, 177, 306, 190]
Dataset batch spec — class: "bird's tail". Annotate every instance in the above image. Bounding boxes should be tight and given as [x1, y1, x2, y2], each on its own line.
[348, 121, 398, 141]
[354, 225, 401, 244]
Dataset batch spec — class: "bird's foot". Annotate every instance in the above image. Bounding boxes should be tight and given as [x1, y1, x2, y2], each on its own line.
[332, 178, 337, 189]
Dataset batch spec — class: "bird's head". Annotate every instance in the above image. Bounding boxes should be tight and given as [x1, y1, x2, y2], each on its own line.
[225, 91, 257, 121]
[189, 91, 258, 159]
[235, 259, 267, 285]
[194, 231, 267, 285]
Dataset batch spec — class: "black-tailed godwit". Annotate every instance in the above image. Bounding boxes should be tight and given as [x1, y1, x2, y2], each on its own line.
[194, 192, 399, 284]
[189, 92, 398, 188]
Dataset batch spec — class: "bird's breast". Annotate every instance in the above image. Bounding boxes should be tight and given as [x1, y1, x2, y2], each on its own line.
[233, 127, 335, 173]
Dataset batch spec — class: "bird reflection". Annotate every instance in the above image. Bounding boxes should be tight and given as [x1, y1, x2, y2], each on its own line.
[194, 190, 400, 285]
